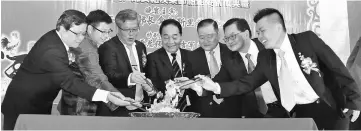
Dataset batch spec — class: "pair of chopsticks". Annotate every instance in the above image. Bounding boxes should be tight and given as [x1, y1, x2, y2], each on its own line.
[110, 93, 148, 112]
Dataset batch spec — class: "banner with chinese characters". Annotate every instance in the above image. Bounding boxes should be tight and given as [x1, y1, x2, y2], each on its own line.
[1, 0, 315, 94]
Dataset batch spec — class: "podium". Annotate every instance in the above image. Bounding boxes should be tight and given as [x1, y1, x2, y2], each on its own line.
[14, 114, 318, 130]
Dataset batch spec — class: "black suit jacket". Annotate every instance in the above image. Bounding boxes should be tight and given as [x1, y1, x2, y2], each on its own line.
[187, 43, 236, 117]
[98, 36, 147, 99]
[2, 30, 96, 116]
[219, 31, 361, 115]
[145, 47, 193, 110]
[219, 39, 268, 117]
[145, 48, 192, 93]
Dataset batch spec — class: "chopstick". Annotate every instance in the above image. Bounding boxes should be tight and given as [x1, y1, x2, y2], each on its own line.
[178, 79, 202, 89]
[110, 93, 148, 112]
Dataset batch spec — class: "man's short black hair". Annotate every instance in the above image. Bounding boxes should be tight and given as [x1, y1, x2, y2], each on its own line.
[86, 9, 112, 27]
[223, 18, 252, 38]
[159, 19, 182, 35]
[197, 18, 218, 32]
[253, 8, 286, 32]
[56, 9, 86, 31]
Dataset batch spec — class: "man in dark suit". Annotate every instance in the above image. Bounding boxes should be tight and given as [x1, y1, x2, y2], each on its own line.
[58, 9, 120, 116]
[184, 18, 246, 118]
[347, 37, 361, 129]
[97, 9, 156, 116]
[1, 10, 135, 130]
[190, 8, 361, 130]
[220, 18, 288, 118]
[145, 19, 193, 111]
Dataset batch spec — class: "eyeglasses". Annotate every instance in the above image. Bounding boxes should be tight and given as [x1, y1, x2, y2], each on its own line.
[68, 29, 86, 37]
[223, 32, 241, 43]
[91, 25, 113, 35]
[199, 33, 216, 40]
[117, 25, 139, 33]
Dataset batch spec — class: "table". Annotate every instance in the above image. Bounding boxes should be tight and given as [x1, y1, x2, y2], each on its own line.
[14, 114, 318, 130]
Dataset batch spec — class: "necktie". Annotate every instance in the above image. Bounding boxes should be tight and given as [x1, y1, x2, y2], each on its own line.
[126, 45, 143, 103]
[171, 53, 182, 78]
[278, 50, 296, 111]
[209, 50, 223, 104]
[245, 53, 268, 114]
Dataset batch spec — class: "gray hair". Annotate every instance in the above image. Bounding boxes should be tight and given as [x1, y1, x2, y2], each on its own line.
[115, 9, 140, 27]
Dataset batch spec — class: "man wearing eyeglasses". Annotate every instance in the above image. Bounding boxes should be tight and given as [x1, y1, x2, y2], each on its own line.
[58, 9, 125, 116]
[97, 9, 156, 116]
[1, 9, 137, 130]
[184, 18, 242, 118]
[221, 18, 288, 118]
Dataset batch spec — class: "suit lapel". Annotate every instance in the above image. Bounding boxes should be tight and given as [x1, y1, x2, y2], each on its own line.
[268, 50, 281, 100]
[135, 41, 144, 72]
[288, 34, 323, 95]
[115, 36, 132, 71]
[198, 48, 211, 75]
[159, 48, 174, 76]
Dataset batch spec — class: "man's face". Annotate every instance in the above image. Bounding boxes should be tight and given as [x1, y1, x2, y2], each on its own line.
[256, 17, 282, 49]
[62, 23, 87, 48]
[117, 20, 139, 46]
[88, 22, 112, 47]
[197, 24, 219, 51]
[161, 24, 181, 53]
[224, 23, 247, 52]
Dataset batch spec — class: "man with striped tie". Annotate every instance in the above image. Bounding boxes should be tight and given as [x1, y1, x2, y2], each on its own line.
[146, 19, 193, 111]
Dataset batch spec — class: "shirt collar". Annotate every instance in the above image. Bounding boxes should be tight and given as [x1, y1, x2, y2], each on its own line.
[56, 30, 69, 52]
[274, 34, 291, 55]
[205, 43, 220, 54]
[118, 35, 136, 47]
[239, 40, 258, 56]
[166, 48, 181, 59]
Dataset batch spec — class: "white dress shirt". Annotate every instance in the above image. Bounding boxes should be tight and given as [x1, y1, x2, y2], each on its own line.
[205, 43, 222, 70]
[166, 49, 183, 73]
[122, 41, 141, 86]
[274, 35, 319, 104]
[239, 40, 278, 104]
[56, 31, 109, 103]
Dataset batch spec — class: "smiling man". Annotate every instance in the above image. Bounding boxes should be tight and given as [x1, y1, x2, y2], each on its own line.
[145, 19, 193, 111]
[58, 9, 124, 116]
[192, 8, 361, 130]
[1, 9, 134, 130]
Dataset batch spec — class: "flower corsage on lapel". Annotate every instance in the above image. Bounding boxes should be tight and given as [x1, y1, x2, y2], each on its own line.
[68, 52, 75, 64]
[298, 52, 321, 77]
[142, 51, 147, 68]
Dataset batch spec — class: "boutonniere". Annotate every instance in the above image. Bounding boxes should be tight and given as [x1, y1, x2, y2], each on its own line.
[142, 51, 147, 67]
[298, 52, 321, 77]
[181, 63, 185, 76]
[68, 52, 75, 64]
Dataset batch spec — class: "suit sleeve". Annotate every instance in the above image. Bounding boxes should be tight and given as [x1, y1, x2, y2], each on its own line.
[145, 54, 164, 93]
[77, 50, 119, 110]
[42, 49, 96, 101]
[308, 31, 361, 110]
[218, 51, 268, 98]
[98, 43, 129, 88]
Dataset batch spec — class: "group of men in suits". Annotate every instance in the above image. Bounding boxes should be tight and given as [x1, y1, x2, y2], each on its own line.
[181, 8, 361, 130]
[2, 6, 360, 130]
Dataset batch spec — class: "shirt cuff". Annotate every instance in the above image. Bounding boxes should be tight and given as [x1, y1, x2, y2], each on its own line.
[214, 83, 221, 94]
[127, 73, 136, 86]
[192, 84, 203, 96]
[92, 89, 110, 103]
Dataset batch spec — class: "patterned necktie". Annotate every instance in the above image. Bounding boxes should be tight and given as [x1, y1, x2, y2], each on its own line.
[245, 53, 268, 114]
[125, 45, 143, 103]
[171, 53, 182, 78]
[209, 50, 223, 104]
[278, 50, 296, 112]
